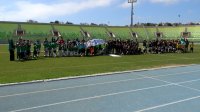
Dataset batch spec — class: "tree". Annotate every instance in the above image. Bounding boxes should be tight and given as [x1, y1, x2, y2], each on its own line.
[66, 21, 73, 25]
[55, 20, 59, 24]
[27, 19, 38, 23]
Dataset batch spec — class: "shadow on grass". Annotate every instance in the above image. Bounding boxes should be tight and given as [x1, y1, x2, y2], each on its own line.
[13, 56, 46, 62]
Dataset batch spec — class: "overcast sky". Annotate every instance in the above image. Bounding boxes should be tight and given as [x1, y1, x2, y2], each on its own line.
[0, 0, 199, 26]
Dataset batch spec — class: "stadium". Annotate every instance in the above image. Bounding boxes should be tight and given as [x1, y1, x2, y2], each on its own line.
[1, 0, 200, 112]
[1, 21, 200, 43]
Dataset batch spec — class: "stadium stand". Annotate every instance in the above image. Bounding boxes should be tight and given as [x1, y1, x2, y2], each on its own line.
[187, 26, 200, 42]
[145, 27, 157, 40]
[1, 22, 200, 43]
[158, 26, 185, 40]
[21, 23, 52, 41]
[81, 26, 108, 40]
[108, 27, 131, 40]
[54, 25, 82, 40]
[0, 22, 18, 43]
[131, 27, 147, 42]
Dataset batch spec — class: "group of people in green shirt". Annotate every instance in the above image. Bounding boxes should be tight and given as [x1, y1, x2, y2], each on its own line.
[43, 37, 103, 57]
[17, 38, 41, 60]
[8, 37, 118, 61]
[8, 38, 41, 61]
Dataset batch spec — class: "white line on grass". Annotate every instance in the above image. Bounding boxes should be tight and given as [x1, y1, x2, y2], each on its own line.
[1, 69, 200, 99]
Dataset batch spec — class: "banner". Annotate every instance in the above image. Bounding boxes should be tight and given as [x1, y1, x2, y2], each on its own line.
[86, 39, 105, 48]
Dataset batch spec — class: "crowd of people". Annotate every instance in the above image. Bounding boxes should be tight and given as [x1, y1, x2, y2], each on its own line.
[8, 37, 194, 61]
[106, 39, 142, 55]
[142, 39, 194, 54]
[8, 37, 102, 61]
[9, 38, 41, 61]
[43, 37, 102, 57]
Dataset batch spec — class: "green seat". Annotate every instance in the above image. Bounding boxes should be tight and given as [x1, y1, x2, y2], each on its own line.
[54, 25, 82, 40]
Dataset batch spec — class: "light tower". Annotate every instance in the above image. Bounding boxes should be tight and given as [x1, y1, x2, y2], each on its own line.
[128, 0, 137, 27]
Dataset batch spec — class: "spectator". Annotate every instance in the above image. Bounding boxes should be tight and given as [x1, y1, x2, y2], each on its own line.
[43, 38, 49, 57]
[190, 42, 194, 53]
[143, 40, 147, 53]
[8, 39, 15, 61]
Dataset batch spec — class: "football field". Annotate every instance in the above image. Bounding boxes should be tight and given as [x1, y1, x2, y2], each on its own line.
[0, 44, 200, 84]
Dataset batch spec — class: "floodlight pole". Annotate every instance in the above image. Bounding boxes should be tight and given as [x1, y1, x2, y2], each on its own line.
[131, 2, 134, 26]
[128, 0, 137, 27]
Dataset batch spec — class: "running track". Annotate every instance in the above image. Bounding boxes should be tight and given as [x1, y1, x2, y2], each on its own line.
[0, 65, 200, 112]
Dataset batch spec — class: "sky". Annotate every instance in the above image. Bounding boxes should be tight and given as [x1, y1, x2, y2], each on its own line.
[0, 0, 199, 26]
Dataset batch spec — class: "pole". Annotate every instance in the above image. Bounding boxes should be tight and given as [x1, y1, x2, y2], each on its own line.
[131, 2, 134, 26]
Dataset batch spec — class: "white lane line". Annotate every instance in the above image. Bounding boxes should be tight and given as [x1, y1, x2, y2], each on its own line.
[1, 69, 200, 99]
[0, 77, 148, 98]
[137, 72, 200, 92]
[135, 95, 200, 112]
[9, 78, 200, 112]
[9, 84, 174, 112]
[148, 77, 200, 92]
[178, 78, 200, 84]
[133, 74, 200, 112]
[146, 69, 200, 78]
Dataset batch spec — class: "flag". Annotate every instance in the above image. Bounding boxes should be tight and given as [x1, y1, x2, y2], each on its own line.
[86, 39, 105, 48]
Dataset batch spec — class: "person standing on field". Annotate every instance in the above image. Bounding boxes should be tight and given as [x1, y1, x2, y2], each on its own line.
[8, 39, 15, 61]
[190, 42, 194, 53]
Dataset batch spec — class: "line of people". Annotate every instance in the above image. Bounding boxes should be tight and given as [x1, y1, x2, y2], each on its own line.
[8, 37, 194, 61]
[43, 37, 98, 57]
[142, 39, 194, 54]
[8, 38, 41, 61]
[106, 39, 142, 55]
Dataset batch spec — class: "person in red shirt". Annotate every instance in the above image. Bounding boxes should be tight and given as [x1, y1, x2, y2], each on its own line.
[58, 37, 65, 57]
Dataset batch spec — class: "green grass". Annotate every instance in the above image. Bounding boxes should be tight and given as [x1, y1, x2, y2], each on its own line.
[1, 44, 200, 84]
